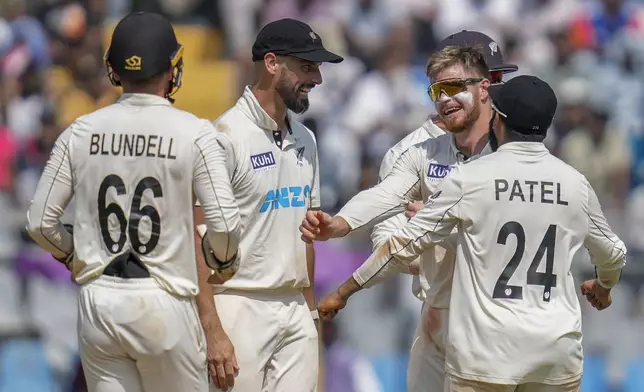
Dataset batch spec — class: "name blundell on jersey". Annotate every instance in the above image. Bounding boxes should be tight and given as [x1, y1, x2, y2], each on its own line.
[494, 179, 569, 205]
[89, 133, 177, 159]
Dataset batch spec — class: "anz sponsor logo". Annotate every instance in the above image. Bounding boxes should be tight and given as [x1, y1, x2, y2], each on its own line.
[260, 185, 311, 213]
[251, 151, 276, 171]
[427, 163, 452, 179]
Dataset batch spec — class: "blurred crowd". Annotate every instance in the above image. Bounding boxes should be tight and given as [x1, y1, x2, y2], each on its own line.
[1, 0, 644, 391]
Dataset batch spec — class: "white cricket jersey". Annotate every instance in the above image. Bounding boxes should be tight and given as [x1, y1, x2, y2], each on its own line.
[338, 132, 491, 308]
[26, 94, 241, 297]
[370, 120, 445, 301]
[359, 142, 626, 384]
[208, 86, 320, 291]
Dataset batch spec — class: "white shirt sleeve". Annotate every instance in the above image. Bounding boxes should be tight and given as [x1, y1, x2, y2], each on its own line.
[583, 178, 627, 288]
[362, 151, 420, 288]
[354, 167, 464, 286]
[336, 148, 423, 232]
[309, 140, 321, 210]
[193, 122, 242, 262]
[26, 125, 75, 260]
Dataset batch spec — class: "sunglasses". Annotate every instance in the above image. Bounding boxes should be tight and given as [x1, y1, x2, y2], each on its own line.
[427, 78, 483, 102]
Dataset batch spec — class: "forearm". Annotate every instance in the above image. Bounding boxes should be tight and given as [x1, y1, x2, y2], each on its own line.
[303, 243, 316, 310]
[336, 276, 363, 301]
[334, 172, 419, 234]
[194, 130, 242, 262]
[194, 211, 224, 331]
[26, 128, 74, 259]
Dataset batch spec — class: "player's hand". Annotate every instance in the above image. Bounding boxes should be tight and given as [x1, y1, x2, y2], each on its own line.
[300, 210, 334, 243]
[580, 279, 612, 311]
[205, 326, 239, 391]
[405, 201, 423, 219]
[317, 291, 348, 321]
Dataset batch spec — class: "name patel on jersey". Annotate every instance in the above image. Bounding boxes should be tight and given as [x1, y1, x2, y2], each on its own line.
[89, 133, 176, 159]
[251, 151, 276, 172]
[495, 179, 569, 205]
[428, 163, 453, 179]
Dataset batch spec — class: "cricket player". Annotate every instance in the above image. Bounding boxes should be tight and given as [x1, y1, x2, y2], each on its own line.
[301, 43, 498, 391]
[364, 31, 520, 392]
[192, 18, 343, 392]
[371, 30, 518, 302]
[315, 75, 627, 391]
[25, 12, 241, 392]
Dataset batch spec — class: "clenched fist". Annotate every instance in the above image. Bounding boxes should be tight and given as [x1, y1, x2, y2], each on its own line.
[300, 210, 334, 243]
[580, 279, 612, 311]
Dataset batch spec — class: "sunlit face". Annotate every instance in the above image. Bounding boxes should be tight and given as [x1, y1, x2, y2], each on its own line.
[275, 56, 323, 114]
[431, 64, 488, 134]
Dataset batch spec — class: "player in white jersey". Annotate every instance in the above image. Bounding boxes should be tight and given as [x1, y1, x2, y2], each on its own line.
[191, 18, 343, 392]
[300, 44, 502, 391]
[371, 31, 518, 302]
[364, 31, 520, 392]
[25, 13, 241, 392]
[317, 75, 626, 391]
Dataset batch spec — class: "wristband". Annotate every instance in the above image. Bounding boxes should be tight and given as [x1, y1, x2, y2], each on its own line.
[310, 310, 319, 320]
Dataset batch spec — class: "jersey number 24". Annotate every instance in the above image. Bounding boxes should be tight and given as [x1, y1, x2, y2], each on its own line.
[493, 222, 558, 303]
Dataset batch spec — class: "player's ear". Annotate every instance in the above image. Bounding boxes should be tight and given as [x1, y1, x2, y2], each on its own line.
[479, 78, 491, 102]
[264, 53, 280, 76]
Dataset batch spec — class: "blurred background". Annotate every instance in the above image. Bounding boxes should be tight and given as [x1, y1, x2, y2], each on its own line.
[1, 0, 644, 391]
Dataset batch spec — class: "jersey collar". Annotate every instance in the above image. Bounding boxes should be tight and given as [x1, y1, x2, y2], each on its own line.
[449, 134, 493, 163]
[496, 142, 549, 155]
[236, 85, 293, 133]
[422, 120, 442, 136]
[117, 93, 172, 107]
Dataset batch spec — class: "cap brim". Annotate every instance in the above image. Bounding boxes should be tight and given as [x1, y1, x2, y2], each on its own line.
[490, 64, 518, 73]
[291, 49, 344, 63]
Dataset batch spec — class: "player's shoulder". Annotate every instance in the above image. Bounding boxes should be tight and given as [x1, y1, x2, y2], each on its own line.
[289, 116, 318, 147]
[414, 132, 453, 157]
[78, 99, 210, 130]
[209, 104, 256, 140]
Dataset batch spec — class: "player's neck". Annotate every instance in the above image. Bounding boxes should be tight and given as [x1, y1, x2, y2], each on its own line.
[453, 113, 491, 157]
[122, 86, 166, 98]
[251, 84, 288, 130]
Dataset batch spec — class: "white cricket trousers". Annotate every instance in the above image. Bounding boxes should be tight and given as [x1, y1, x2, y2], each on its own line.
[445, 375, 581, 392]
[210, 288, 318, 392]
[78, 276, 209, 392]
[407, 304, 449, 392]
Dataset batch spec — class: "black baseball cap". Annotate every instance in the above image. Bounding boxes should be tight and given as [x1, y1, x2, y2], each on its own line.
[436, 30, 517, 73]
[490, 75, 558, 135]
[105, 12, 182, 82]
[252, 18, 344, 64]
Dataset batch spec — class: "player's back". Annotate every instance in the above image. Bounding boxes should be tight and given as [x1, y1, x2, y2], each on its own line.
[447, 142, 590, 384]
[69, 93, 212, 296]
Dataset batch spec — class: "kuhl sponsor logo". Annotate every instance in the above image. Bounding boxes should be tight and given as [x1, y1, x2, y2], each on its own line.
[251, 151, 276, 170]
[427, 163, 452, 179]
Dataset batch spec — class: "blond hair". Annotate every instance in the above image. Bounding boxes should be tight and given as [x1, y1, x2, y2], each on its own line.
[426, 46, 491, 82]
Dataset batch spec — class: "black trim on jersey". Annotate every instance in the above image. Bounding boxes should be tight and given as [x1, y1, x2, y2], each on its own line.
[587, 213, 626, 260]
[273, 117, 292, 150]
[39, 140, 73, 256]
[194, 142, 235, 262]
[360, 195, 463, 287]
